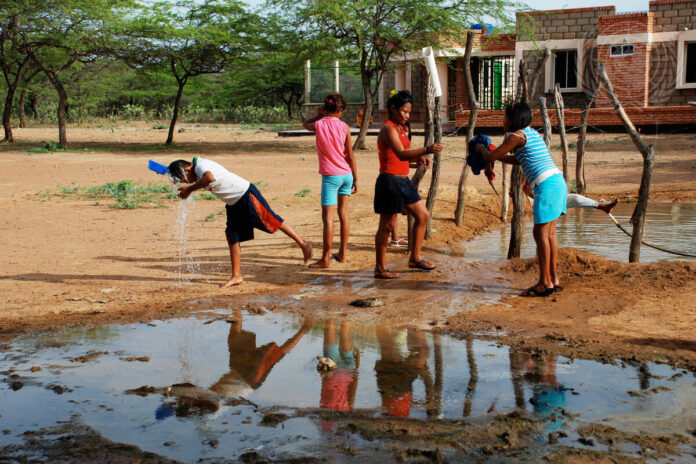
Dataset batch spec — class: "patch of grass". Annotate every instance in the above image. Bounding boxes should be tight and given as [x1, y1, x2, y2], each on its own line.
[44, 179, 177, 209]
[568, 179, 579, 193]
[151, 124, 168, 130]
[27, 142, 69, 153]
[194, 191, 217, 200]
[253, 181, 268, 190]
[295, 188, 311, 198]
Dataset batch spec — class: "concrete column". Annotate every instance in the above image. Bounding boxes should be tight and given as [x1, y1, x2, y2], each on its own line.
[406, 63, 412, 92]
[334, 60, 340, 93]
[437, 60, 449, 121]
[305, 60, 311, 103]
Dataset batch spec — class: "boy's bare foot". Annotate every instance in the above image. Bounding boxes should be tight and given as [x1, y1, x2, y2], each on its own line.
[301, 241, 313, 264]
[221, 276, 243, 288]
[309, 259, 330, 269]
[332, 253, 347, 263]
[597, 198, 619, 215]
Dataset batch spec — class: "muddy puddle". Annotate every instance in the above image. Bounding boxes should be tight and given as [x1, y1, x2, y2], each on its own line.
[464, 202, 696, 263]
[1, 311, 694, 462]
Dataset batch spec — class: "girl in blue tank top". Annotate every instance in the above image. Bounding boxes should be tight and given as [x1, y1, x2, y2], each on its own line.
[475, 102, 567, 298]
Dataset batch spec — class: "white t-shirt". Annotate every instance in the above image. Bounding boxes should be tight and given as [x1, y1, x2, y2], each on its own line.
[193, 157, 250, 206]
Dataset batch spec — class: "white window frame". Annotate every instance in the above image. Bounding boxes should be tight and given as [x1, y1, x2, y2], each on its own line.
[542, 40, 584, 93]
[610, 44, 634, 57]
[676, 30, 696, 89]
[553, 49, 580, 90]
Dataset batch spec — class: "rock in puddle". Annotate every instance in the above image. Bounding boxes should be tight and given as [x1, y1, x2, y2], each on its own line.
[350, 297, 384, 308]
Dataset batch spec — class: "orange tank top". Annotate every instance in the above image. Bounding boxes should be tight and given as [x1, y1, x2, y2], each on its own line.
[378, 120, 410, 176]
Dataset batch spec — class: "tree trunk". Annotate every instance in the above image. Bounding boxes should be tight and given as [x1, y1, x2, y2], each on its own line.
[30, 93, 38, 120]
[1, 84, 17, 142]
[425, 95, 442, 239]
[56, 85, 68, 146]
[455, 31, 479, 226]
[166, 79, 186, 145]
[596, 61, 654, 263]
[501, 164, 510, 222]
[508, 165, 525, 259]
[539, 96, 551, 149]
[18, 87, 26, 128]
[553, 85, 569, 183]
[353, 71, 374, 150]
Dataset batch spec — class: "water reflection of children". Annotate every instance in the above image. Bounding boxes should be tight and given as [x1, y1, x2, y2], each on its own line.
[509, 350, 566, 432]
[210, 312, 314, 397]
[374, 327, 430, 417]
[320, 320, 359, 412]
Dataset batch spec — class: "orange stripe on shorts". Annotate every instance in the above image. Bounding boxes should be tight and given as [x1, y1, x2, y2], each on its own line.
[250, 193, 282, 233]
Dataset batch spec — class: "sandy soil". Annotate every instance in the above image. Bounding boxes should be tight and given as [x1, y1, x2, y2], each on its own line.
[1, 123, 695, 371]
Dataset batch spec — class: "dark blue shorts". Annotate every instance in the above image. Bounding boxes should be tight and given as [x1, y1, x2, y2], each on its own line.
[374, 173, 421, 215]
[225, 184, 284, 245]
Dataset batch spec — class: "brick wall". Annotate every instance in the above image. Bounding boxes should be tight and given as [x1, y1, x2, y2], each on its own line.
[598, 12, 654, 35]
[649, 0, 696, 32]
[596, 13, 653, 108]
[516, 7, 615, 41]
[650, 41, 696, 105]
[454, 105, 696, 128]
[480, 34, 516, 53]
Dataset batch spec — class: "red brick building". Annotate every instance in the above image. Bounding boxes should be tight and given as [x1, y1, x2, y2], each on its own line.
[380, 0, 696, 128]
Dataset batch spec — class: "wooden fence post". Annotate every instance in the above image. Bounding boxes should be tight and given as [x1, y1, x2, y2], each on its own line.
[596, 61, 654, 263]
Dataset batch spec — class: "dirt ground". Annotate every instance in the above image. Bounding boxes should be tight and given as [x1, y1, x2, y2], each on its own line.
[1, 122, 696, 372]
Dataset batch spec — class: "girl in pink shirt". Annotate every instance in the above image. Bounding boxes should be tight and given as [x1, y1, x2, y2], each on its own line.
[303, 93, 358, 268]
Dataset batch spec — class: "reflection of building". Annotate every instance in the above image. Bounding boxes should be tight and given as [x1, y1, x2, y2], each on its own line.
[381, 0, 696, 128]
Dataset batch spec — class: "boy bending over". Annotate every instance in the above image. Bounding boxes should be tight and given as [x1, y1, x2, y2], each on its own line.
[168, 158, 313, 287]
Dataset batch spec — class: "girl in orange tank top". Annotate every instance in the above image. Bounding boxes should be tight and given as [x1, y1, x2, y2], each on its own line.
[373, 90, 443, 279]
[378, 120, 410, 176]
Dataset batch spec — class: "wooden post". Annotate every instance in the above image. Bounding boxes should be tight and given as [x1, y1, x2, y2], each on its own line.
[500, 164, 510, 222]
[425, 95, 442, 239]
[576, 82, 602, 194]
[409, 68, 434, 250]
[454, 30, 479, 226]
[597, 62, 654, 263]
[539, 96, 552, 149]
[553, 84, 569, 183]
[508, 164, 525, 259]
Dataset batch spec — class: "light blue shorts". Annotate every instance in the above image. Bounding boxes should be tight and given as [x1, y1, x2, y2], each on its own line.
[321, 174, 353, 206]
[533, 173, 567, 224]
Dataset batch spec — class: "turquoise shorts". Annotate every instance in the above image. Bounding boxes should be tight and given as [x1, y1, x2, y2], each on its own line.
[321, 174, 353, 206]
[324, 344, 357, 369]
[533, 173, 567, 224]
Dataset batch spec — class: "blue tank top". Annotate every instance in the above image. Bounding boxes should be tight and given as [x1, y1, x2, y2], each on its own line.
[513, 127, 558, 184]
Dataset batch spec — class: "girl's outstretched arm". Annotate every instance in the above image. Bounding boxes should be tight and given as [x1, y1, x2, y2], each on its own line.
[344, 125, 358, 193]
[380, 124, 441, 163]
[480, 132, 524, 164]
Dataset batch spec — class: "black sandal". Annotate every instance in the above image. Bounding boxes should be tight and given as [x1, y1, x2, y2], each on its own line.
[522, 286, 555, 297]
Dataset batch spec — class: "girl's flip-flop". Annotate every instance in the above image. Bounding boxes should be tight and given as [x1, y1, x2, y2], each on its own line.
[390, 239, 408, 248]
[553, 285, 563, 292]
[408, 259, 436, 271]
[522, 286, 555, 297]
[374, 268, 399, 279]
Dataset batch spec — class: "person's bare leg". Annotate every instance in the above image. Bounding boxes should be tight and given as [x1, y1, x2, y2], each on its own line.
[333, 195, 350, 262]
[310, 205, 334, 268]
[375, 214, 398, 278]
[221, 238, 243, 288]
[549, 219, 560, 287]
[532, 223, 552, 290]
[278, 222, 313, 264]
[339, 321, 352, 353]
[403, 200, 434, 269]
[597, 198, 619, 215]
